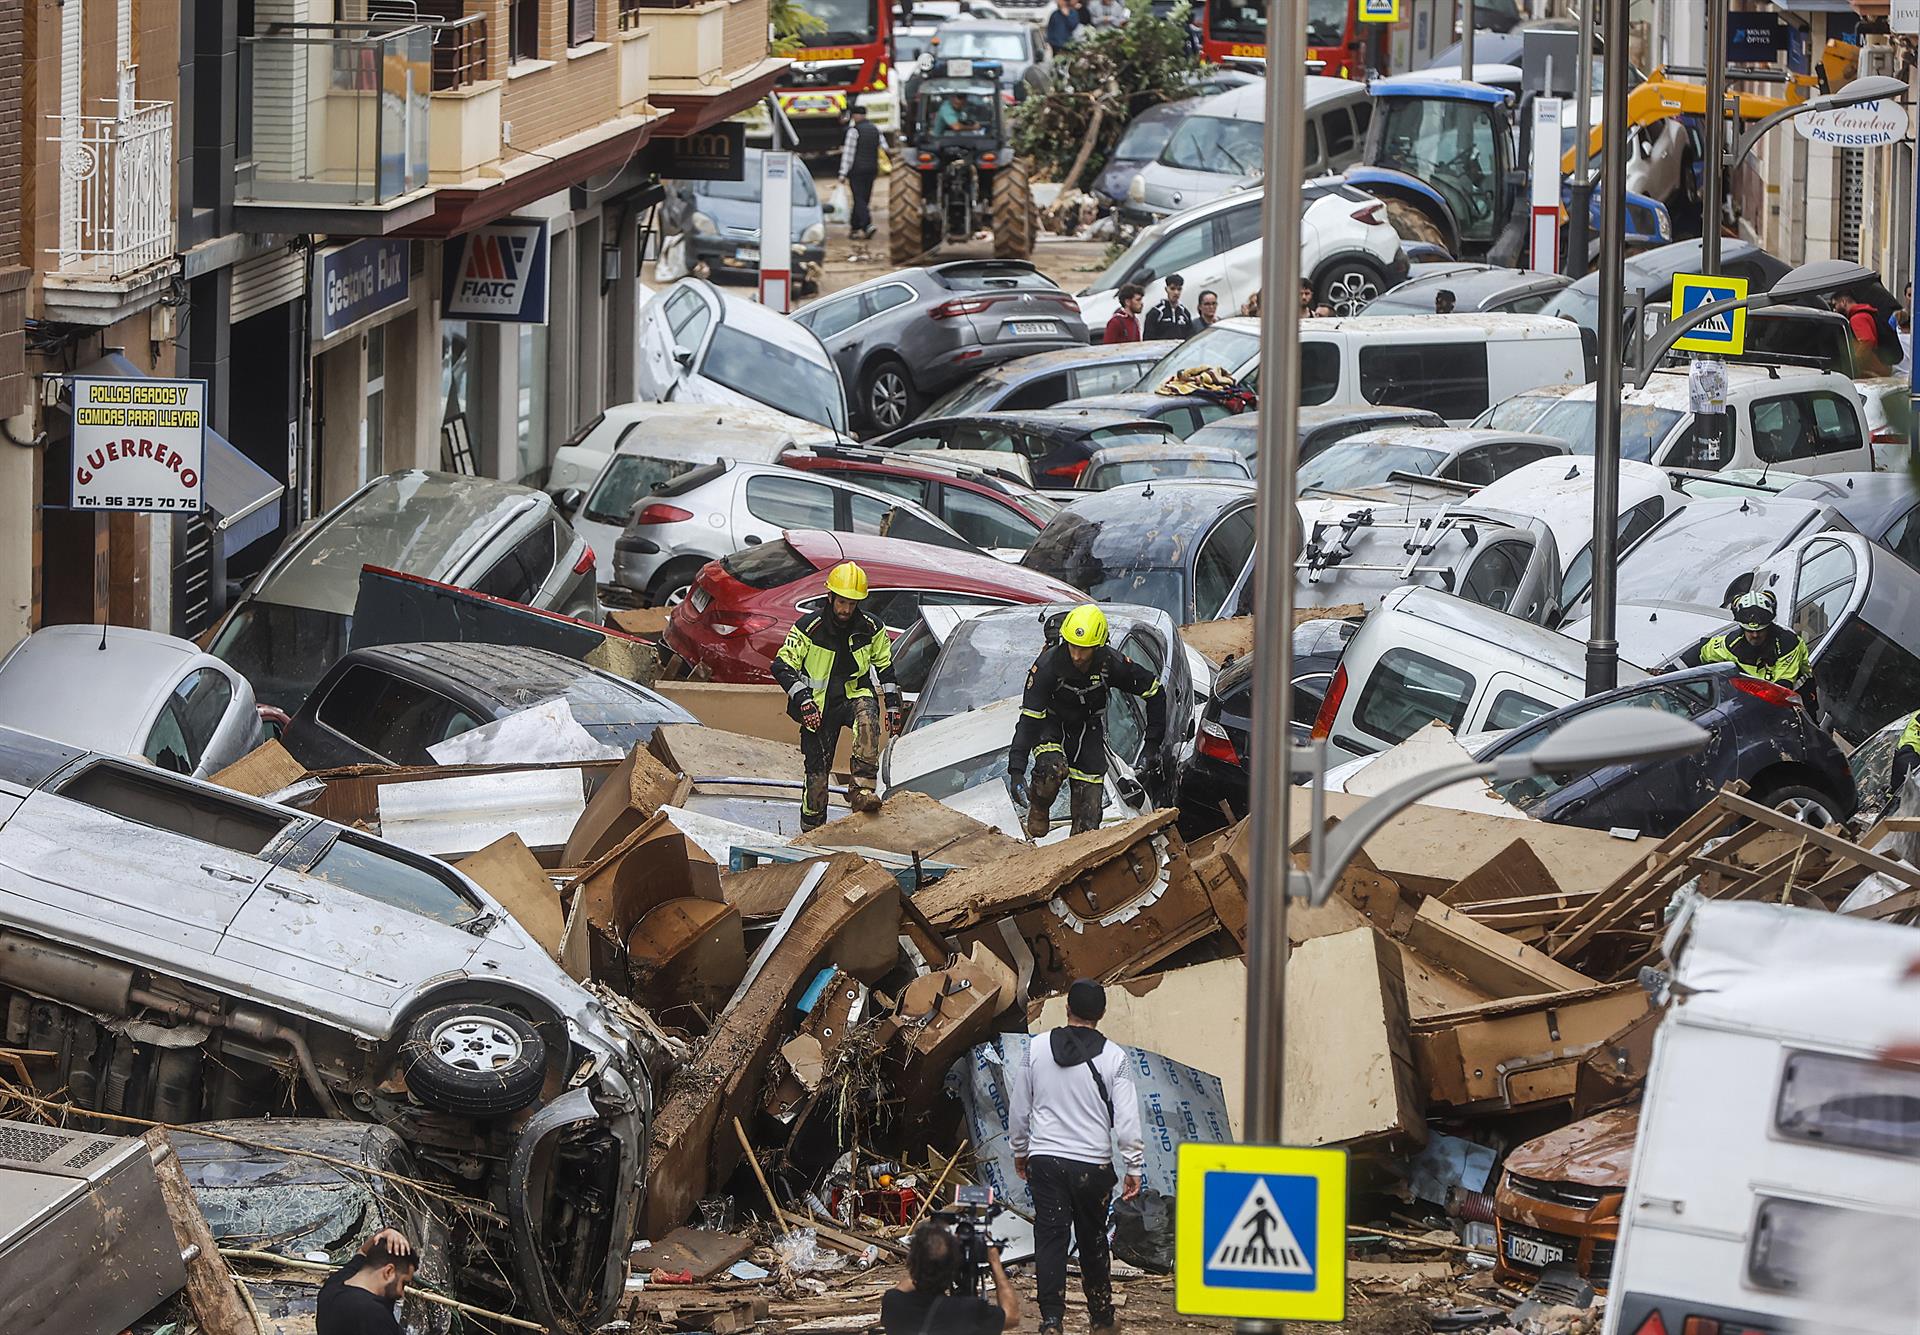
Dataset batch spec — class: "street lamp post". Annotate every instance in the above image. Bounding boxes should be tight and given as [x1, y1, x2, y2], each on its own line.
[1703, 0, 1728, 273]
[1584, 0, 1630, 698]
[1565, 0, 1595, 277]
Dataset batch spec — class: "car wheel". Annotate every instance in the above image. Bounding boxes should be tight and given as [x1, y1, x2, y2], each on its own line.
[399, 1003, 546, 1117]
[648, 559, 705, 609]
[1754, 784, 1842, 829]
[860, 358, 918, 432]
[1315, 259, 1387, 316]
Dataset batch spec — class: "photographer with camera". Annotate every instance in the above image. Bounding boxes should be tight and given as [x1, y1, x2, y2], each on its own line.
[1011, 979, 1142, 1335]
[881, 1217, 1020, 1334]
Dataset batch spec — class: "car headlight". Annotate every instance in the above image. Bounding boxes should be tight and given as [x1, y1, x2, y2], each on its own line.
[801, 222, 826, 245]
[1127, 174, 1146, 203]
[690, 211, 718, 236]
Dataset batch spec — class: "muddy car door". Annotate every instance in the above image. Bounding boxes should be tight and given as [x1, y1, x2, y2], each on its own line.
[220, 824, 491, 1025]
[2, 757, 290, 956]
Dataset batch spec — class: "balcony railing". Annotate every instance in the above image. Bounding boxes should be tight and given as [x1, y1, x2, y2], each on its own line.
[50, 99, 175, 277]
[238, 22, 433, 209]
[432, 13, 489, 91]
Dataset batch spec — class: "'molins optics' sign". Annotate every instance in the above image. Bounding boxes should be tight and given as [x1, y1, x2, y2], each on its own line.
[70, 377, 206, 513]
[442, 218, 552, 324]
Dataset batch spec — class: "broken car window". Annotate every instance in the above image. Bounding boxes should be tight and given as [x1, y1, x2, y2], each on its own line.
[1353, 648, 1473, 747]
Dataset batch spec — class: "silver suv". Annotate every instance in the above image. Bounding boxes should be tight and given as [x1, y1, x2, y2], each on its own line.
[0, 728, 647, 1327]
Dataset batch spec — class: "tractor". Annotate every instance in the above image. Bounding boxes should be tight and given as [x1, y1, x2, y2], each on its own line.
[888, 57, 1036, 265]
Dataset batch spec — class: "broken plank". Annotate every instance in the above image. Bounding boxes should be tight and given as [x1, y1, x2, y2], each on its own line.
[144, 1129, 254, 1335]
[1405, 899, 1596, 999]
[648, 1227, 757, 1281]
[1716, 792, 1920, 892]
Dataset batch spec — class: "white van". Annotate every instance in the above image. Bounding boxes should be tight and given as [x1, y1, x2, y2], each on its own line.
[1143, 313, 1587, 426]
[1517, 365, 1877, 475]
[1604, 896, 1920, 1335]
[1311, 584, 1647, 764]
[636, 278, 850, 432]
[1122, 77, 1373, 226]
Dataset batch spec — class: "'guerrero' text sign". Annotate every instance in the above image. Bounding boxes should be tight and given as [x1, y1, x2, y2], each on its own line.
[70, 377, 206, 513]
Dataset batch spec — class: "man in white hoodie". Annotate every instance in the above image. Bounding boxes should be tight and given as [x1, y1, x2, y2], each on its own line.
[1010, 979, 1144, 1335]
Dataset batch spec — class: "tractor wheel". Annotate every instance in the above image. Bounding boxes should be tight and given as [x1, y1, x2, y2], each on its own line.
[1383, 197, 1449, 255]
[990, 158, 1036, 260]
[888, 152, 931, 266]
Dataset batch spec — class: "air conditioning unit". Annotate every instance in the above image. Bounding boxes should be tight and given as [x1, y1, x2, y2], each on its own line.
[0, 1118, 186, 1335]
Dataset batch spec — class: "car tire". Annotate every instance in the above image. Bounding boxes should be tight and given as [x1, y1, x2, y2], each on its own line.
[1314, 258, 1388, 316]
[399, 1003, 546, 1118]
[860, 358, 919, 433]
[1753, 784, 1843, 829]
[647, 558, 706, 609]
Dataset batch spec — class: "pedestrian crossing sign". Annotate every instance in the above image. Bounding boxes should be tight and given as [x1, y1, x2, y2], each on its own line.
[1670, 272, 1749, 356]
[1359, 0, 1398, 21]
[1175, 1142, 1347, 1320]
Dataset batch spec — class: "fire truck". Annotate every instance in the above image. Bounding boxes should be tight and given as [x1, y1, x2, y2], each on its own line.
[752, 0, 897, 152]
[1199, 0, 1374, 79]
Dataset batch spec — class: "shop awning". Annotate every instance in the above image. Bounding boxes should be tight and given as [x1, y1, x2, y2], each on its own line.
[76, 354, 286, 557]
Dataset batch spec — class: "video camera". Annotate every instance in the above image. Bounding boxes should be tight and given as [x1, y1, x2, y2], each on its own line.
[929, 1185, 1005, 1300]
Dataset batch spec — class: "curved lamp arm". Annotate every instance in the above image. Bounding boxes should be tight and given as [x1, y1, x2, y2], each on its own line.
[1300, 759, 1496, 905]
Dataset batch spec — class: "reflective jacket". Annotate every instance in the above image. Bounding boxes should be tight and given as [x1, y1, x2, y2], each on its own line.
[1008, 641, 1166, 774]
[1892, 711, 1920, 794]
[770, 608, 899, 712]
[1687, 624, 1817, 711]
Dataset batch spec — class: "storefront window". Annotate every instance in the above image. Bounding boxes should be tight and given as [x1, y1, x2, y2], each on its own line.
[516, 323, 549, 485]
[363, 325, 386, 485]
[442, 319, 468, 425]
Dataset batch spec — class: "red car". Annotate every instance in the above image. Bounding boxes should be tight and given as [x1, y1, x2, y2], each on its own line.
[779, 444, 1060, 552]
[665, 529, 1087, 683]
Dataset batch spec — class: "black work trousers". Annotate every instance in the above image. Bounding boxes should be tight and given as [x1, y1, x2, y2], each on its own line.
[1028, 1154, 1116, 1329]
[848, 169, 877, 234]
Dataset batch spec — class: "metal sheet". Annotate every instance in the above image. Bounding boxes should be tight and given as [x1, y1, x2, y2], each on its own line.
[376, 769, 588, 857]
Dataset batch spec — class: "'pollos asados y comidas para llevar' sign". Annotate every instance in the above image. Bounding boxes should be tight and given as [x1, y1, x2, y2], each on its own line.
[69, 377, 206, 513]
[442, 219, 552, 324]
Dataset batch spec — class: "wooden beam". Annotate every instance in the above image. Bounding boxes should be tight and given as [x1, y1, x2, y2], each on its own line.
[1405, 899, 1596, 998]
[143, 1129, 254, 1335]
[1715, 792, 1920, 892]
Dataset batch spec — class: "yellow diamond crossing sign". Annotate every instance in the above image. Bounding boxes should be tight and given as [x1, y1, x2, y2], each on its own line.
[1175, 1142, 1347, 1321]
[1669, 272, 1749, 356]
[1359, 0, 1399, 20]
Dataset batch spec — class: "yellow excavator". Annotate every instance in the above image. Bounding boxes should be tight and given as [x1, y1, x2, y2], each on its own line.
[1559, 39, 1861, 178]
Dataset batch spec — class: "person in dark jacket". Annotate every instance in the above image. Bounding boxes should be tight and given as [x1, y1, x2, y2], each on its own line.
[1007, 604, 1165, 837]
[317, 1229, 414, 1335]
[838, 105, 884, 240]
[1678, 589, 1818, 716]
[1046, 0, 1082, 52]
[770, 560, 903, 829]
[881, 1221, 1020, 1333]
[1143, 274, 1197, 341]
[1104, 284, 1144, 344]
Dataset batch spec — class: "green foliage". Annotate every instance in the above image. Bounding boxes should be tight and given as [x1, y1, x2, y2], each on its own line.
[772, 0, 826, 55]
[1011, 0, 1208, 182]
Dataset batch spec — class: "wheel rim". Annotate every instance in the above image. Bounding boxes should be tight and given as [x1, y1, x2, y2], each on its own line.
[662, 582, 693, 607]
[1322, 269, 1379, 316]
[1775, 795, 1836, 827]
[870, 371, 908, 429]
[429, 1016, 524, 1073]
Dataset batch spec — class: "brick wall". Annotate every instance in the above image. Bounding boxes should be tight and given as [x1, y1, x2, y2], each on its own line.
[477, 0, 627, 155]
[0, 1, 25, 418]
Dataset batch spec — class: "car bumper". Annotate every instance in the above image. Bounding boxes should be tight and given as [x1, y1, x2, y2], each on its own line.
[612, 539, 668, 593]
[686, 236, 827, 274]
[921, 335, 1088, 394]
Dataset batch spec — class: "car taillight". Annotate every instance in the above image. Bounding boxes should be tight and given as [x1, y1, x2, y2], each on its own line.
[930, 296, 995, 319]
[1730, 675, 1799, 708]
[1196, 718, 1239, 766]
[710, 613, 777, 638]
[636, 503, 694, 525]
[573, 547, 596, 575]
[1311, 664, 1347, 740]
[1045, 458, 1091, 481]
[1872, 427, 1908, 444]
[1351, 202, 1385, 226]
[1050, 294, 1081, 313]
[1631, 1317, 1669, 1335]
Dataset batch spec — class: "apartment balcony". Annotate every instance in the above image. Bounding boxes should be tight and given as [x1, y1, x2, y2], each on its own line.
[41, 98, 178, 326]
[235, 22, 439, 235]
[620, 0, 785, 133]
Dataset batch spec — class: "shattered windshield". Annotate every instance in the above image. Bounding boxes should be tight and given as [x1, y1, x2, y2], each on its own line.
[912, 615, 1048, 727]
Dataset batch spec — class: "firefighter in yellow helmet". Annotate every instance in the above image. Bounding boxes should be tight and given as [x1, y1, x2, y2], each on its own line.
[770, 561, 902, 831]
[1680, 589, 1818, 717]
[1007, 604, 1166, 839]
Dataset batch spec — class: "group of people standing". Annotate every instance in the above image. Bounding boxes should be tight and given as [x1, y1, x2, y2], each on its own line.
[1046, 0, 1127, 52]
[1102, 273, 1221, 342]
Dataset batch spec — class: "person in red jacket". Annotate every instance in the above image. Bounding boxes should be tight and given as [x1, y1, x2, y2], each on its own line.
[1104, 284, 1144, 343]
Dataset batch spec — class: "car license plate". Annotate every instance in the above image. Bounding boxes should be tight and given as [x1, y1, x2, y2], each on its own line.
[690, 588, 711, 614]
[739, 246, 760, 263]
[1010, 320, 1058, 336]
[1505, 1234, 1565, 1268]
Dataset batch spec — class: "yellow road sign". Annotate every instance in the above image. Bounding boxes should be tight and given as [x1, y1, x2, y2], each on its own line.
[1359, 0, 1399, 21]
[1669, 272, 1749, 356]
[1175, 1142, 1347, 1321]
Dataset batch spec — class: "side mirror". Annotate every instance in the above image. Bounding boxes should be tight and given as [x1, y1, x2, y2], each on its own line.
[554, 488, 585, 518]
[672, 345, 695, 369]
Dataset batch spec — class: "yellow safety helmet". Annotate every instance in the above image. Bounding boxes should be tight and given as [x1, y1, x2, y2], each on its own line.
[1061, 603, 1109, 648]
[825, 561, 869, 601]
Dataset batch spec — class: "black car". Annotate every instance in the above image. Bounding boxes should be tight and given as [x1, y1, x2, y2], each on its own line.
[918, 340, 1179, 418]
[1179, 619, 1353, 831]
[792, 260, 1091, 433]
[1020, 478, 1257, 624]
[871, 408, 1182, 484]
[283, 641, 695, 768]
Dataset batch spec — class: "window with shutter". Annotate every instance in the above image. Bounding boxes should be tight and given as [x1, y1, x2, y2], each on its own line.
[570, 0, 597, 46]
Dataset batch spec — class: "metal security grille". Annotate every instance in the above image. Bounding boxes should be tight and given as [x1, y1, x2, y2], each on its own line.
[0, 1123, 72, 1166]
[1840, 148, 1865, 265]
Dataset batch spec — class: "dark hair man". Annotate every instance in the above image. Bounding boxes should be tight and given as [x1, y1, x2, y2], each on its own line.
[838, 105, 883, 240]
[881, 1219, 1020, 1333]
[1434, 288, 1456, 314]
[1011, 979, 1142, 1335]
[1105, 285, 1145, 343]
[1143, 274, 1196, 341]
[317, 1228, 415, 1335]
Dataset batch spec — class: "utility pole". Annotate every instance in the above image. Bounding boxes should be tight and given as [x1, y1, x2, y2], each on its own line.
[1702, 0, 1728, 272]
[1564, 0, 1595, 275]
[1460, 0, 1474, 81]
[1241, 7, 1306, 1324]
[1585, 0, 1630, 696]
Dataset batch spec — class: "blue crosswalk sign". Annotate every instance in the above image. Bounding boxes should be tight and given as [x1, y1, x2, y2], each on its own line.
[1670, 272, 1749, 355]
[1176, 1143, 1346, 1320]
